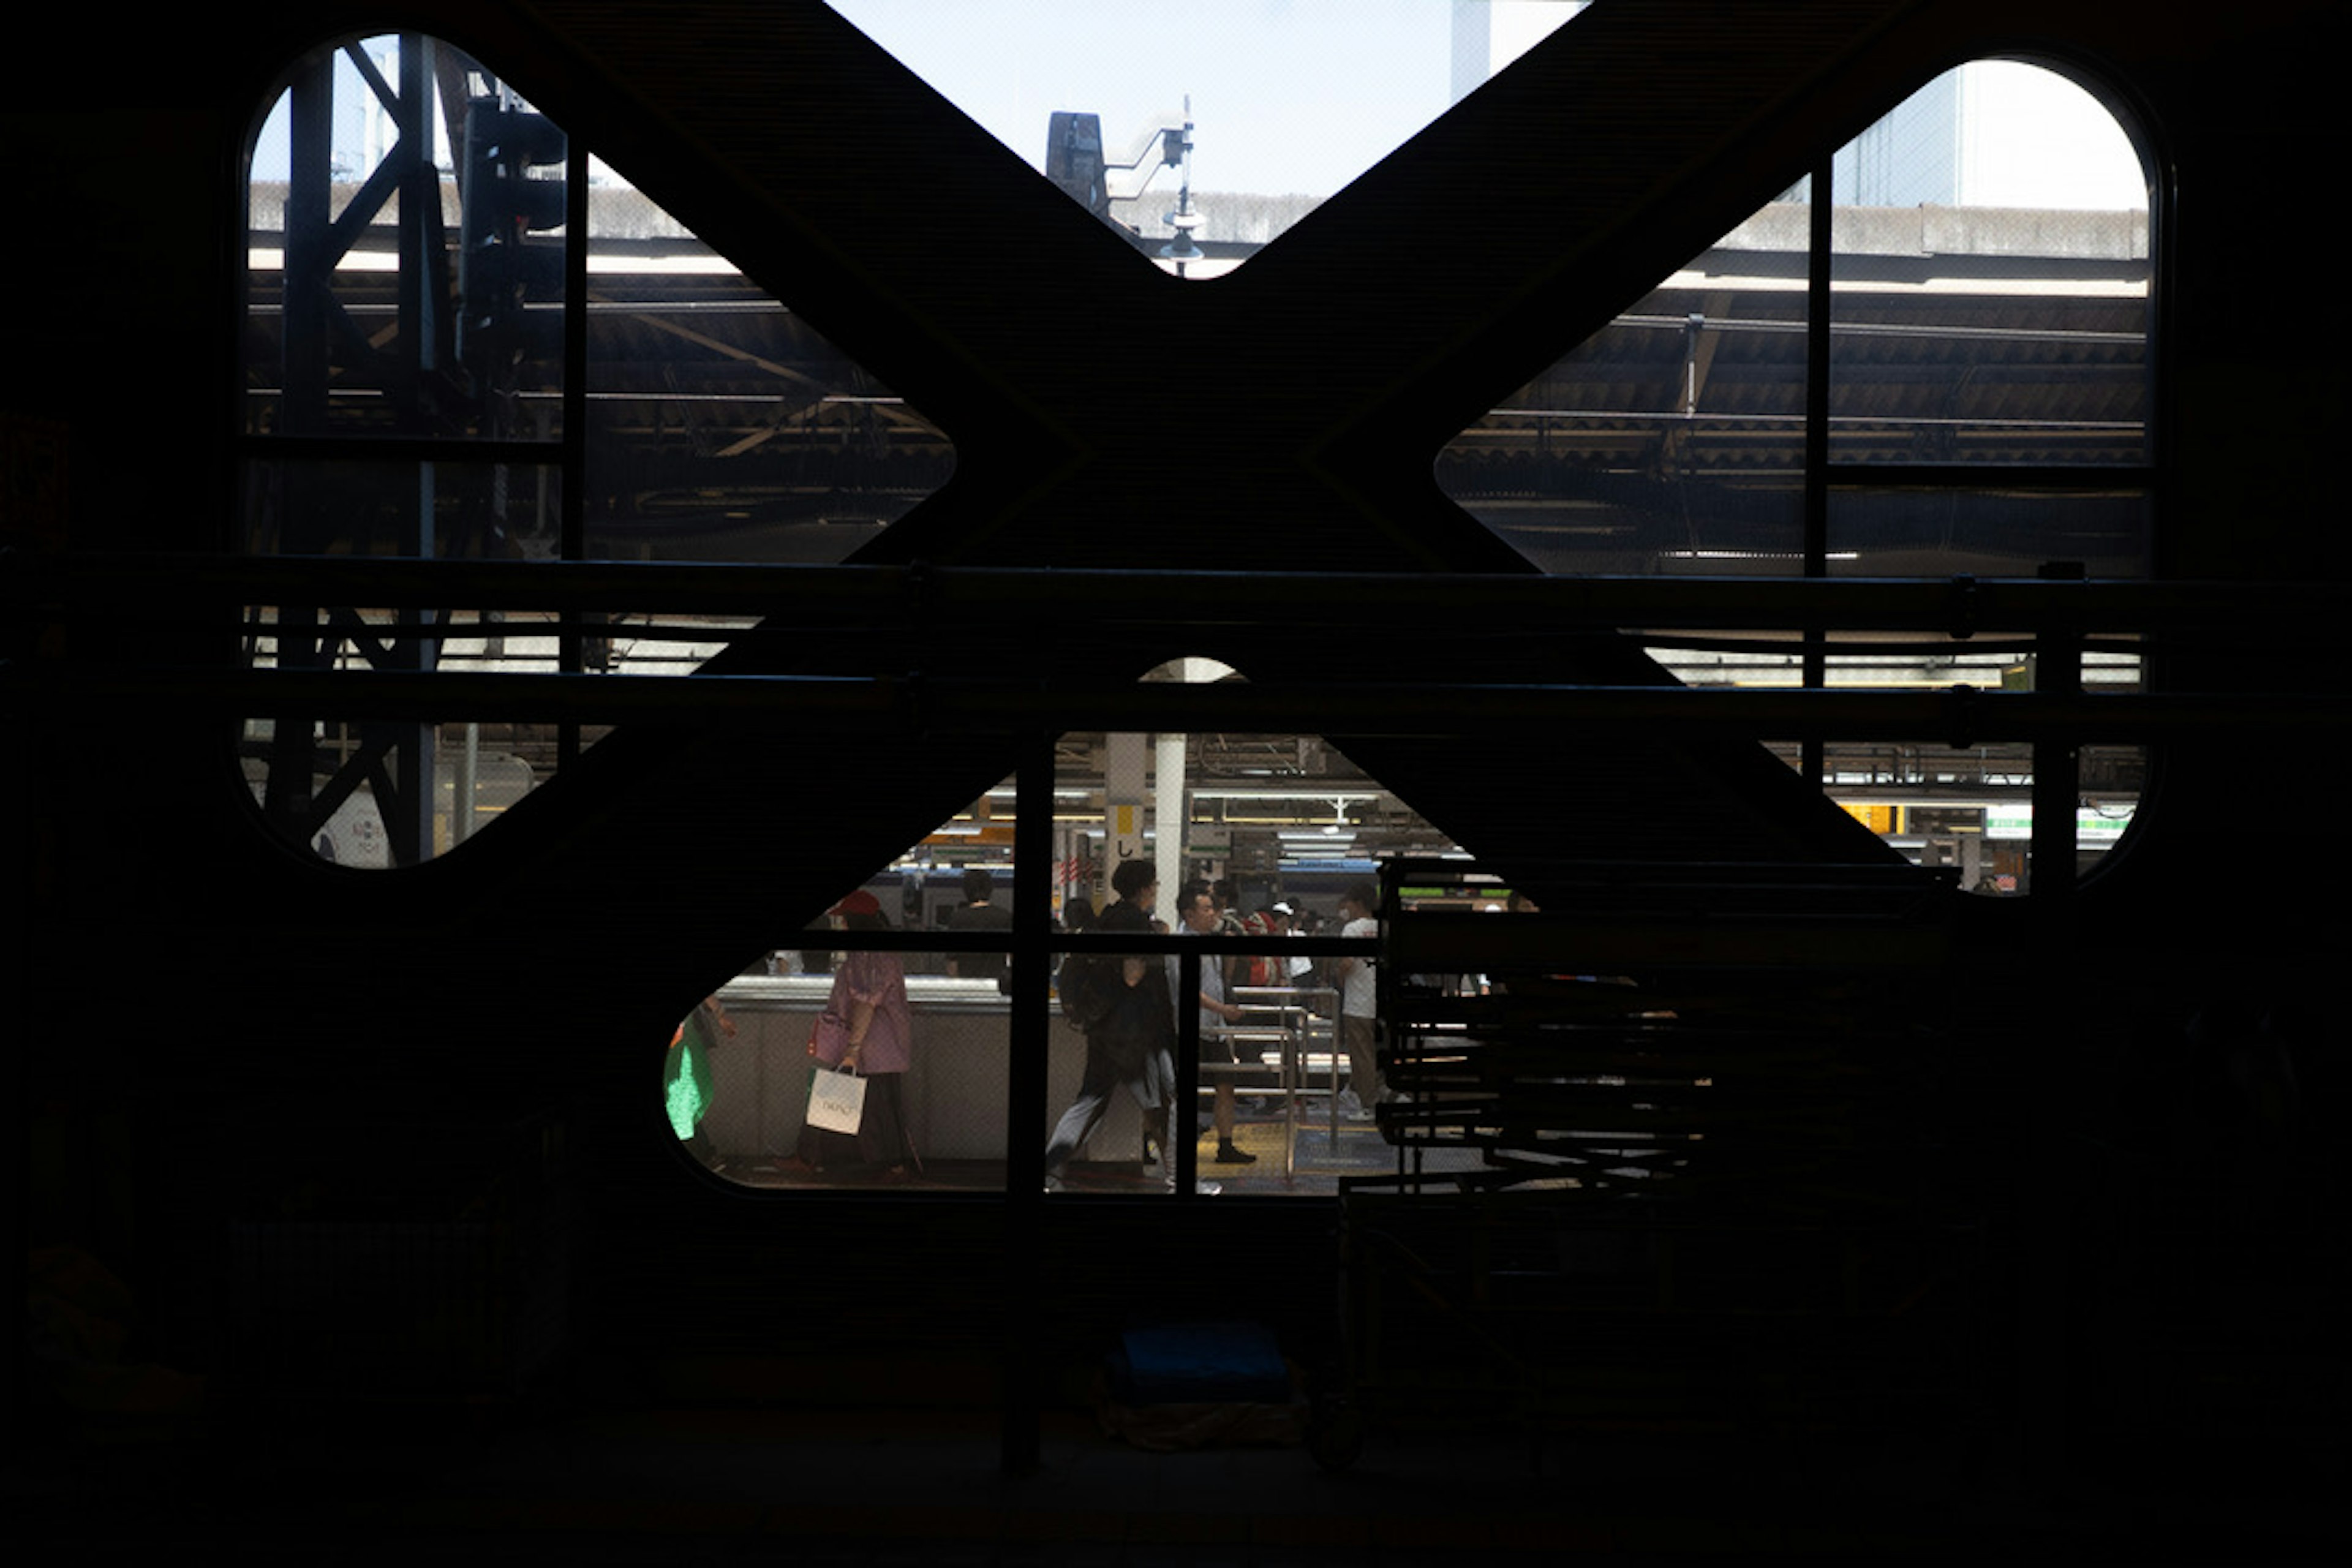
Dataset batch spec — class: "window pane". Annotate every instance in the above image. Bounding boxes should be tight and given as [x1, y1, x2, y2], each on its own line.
[1437, 204, 1809, 574]
[1452, 58, 2156, 895]
[1826, 484, 2152, 578]
[1445, 59, 2154, 572]
[1048, 716, 1457, 1196]
[238, 716, 553, 866]
[680, 780, 1022, 1193]
[238, 455, 571, 869]
[240, 455, 562, 559]
[1656, 634, 2147, 893]
[582, 166, 954, 564]
[826, 1, 1590, 278]
[241, 35, 955, 870]
[1828, 63, 2150, 472]
[677, 963, 1014, 1188]
[246, 36, 568, 442]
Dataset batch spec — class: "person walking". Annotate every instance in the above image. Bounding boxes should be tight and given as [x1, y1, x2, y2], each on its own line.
[1044, 860, 1176, 1188]
[788, 891, 918, 1182]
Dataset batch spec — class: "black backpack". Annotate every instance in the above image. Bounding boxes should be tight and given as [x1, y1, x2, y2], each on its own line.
[1057, 952, 1118, 1029]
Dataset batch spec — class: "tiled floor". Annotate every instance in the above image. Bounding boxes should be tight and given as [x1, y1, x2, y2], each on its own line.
[716, 1115, 1476, 1198]
[19, 1396, 1971, 1563]
[26, 1384, 2351, 1562]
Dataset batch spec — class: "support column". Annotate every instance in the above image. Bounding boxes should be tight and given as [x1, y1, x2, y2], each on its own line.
[1001, 731, 1055, 1476]
[1103, 731, 1148, 911]
[1154, 729, 1187, 921]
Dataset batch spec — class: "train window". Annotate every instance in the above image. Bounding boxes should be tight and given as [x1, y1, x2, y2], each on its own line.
[1649, 630, 2146, 894]
[669, 777, 1022, 1194]
[578, 170, 954, 565]
[1044, 700, 1463, 1197]
[239, 33, 952, 869]
[666, 705, 1477, 1197]
[1440, 59, 2155, 891]
[1434, 190, 1809, 577]
[824, 1, 1589, 278]
[1441, 61, 2151, 572]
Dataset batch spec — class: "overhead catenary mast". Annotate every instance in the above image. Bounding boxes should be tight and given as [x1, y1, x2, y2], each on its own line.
[1043, 98, 1203, 274]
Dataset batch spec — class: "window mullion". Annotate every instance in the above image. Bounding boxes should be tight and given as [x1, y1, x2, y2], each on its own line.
[1802, 153, 1833, 786]
[559, 135, 590, 767]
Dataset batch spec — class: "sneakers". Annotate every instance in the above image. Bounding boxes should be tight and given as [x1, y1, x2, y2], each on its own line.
[1335, 1090, 1372, 1122]
[1214, 1140, 1258, 1164]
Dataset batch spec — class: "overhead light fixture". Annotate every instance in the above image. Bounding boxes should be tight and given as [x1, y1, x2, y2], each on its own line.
[1191, 789, 1377, 805]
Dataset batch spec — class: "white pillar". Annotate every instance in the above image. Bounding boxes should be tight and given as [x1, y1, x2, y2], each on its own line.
[1103, 731, 1149, 914]
[1451, 1, 1586, 105]
[1155, 729, 1187, 922]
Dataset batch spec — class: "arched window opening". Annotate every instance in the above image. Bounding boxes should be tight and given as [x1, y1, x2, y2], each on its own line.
[664, 775, 1025, 1195]
[663, 672, 1471, 1197]
[239, 33, 952, 868]
[1437, 58, 2155, 894]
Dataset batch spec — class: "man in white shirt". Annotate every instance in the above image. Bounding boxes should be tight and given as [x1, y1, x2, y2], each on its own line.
[1177, 879, 1255, 1164]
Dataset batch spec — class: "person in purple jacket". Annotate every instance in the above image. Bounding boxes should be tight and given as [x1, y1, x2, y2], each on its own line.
[790, 889, 918, 1182]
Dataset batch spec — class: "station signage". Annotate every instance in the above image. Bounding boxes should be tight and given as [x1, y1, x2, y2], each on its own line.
[1983, 803, 2136, 842]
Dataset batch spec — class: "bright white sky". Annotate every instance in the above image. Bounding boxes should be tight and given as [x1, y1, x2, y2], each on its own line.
[826, 1, 2144, 208]
[1959, 61, 2146, 209]
[251, 6, 2144, 213]
[825, 0, 1573, 198]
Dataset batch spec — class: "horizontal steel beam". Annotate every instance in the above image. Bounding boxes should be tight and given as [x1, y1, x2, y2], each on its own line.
[6, 665, 2341, 741]
[6, 552, 2336, 636]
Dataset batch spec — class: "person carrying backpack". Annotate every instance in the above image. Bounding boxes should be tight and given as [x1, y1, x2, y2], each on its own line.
[1044, 859, 1175, 1189]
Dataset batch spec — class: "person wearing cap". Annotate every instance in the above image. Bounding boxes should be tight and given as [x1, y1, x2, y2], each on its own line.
[1266, 900, 1316, 985]
[787, 889, 918, 1181]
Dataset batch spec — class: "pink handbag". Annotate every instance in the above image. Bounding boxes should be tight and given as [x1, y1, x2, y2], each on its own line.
[809, 1009, 850, 1061]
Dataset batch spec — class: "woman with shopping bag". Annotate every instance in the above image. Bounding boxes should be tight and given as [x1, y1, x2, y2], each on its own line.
[783, 890, 919, 1182]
